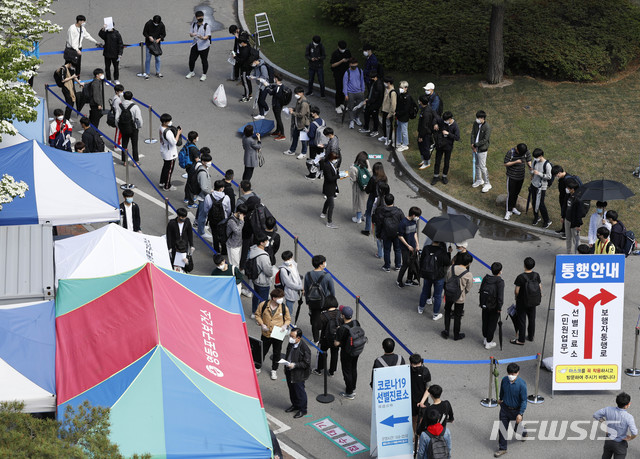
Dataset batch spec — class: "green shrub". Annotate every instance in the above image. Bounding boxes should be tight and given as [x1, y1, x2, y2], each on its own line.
[318, 0, 363, 27]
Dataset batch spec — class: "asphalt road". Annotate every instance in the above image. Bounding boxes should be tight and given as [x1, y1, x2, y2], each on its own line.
[37, 1, 640, 458]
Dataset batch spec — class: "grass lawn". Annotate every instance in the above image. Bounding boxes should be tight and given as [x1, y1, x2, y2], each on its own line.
[245, 0, 639, 230]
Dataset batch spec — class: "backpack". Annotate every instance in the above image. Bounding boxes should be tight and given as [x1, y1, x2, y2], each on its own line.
[312, 119, 328, 146]
[118, 103, 136, 134]
[420, 248, 440, 280]
[344, 321, 367, 357]
[245, 252, 268, 281]
[444, 266, 469, 303]
[320, 311, 342, 347]
[54, 66, 65, 87]
[306, 273, 327, 310]
[163, 125, 183, 147]
[178, 142, 195, 169]
[543, 160, 555, 187]
[382, 211, 400, 239]
[356, 166, 370, 191]
[274, 267, 289, 290]
[248, 203, 272, 238]
[188, 166, 207, 196]
[523, 273, 542, 307]
[622, 225, 636, 257]
[106, 101, 117, 128]
[479, 277, 499, 310]
[408, 96, 419, 119]
[207, 195, 226, 229]
[426, 429, 449, 459]
[82, 82, 93, 103]
[280, 85, 293, 105]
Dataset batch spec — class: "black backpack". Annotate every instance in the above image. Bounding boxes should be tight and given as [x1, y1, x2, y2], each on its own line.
[207, 195, 226, 228]
[543, 160, 555, 187]
[82, 82, 93, 103]
[444, 266, 469, 303]
[163, 125, 183, 147]
[320, 311, 342, 347]
[245, 252, 268, 281]
[248, 203, 272, 239]
[523, 273, 542, 307]
[408, 95, 419, 119]
[479, 277, 499, 310]
[623, 230, 636, 257]
[187, 166, 207, 196]
[344, 321, 367, 357]
[280, 85, 293, 105]
[118, 103, 136, 134]
[426, 429, 449, 459]
[54, 66, 65, 87]
[106, 102, 117, 128]
[306, 273, 326, 310]
[420, 247, 441, 280]
[382, 211, 400, 239]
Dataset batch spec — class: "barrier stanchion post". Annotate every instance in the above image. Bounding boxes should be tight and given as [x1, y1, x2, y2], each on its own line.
[44, 85, 50, 119]
[481, 358, 498, 407]
[355, 296, 361, 322]
[137, 43, 145, 77]
[144, 106, 157, 144]
[294, 236, 299, 264]
[316, 352, 335, 404]
[164, 197, 170, 227]
[528, 353, 545, 404]
[120, 155, 135, 190]
[625, 323, 640, 376]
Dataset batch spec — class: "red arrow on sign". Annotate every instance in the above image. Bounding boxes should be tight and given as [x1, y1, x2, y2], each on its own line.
[562, 288, 617, 359]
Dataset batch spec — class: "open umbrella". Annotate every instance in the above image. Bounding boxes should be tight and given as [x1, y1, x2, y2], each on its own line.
[579, 179, 635, 202]
[237, 119, 275, 136]
[422, 214, 479, 243]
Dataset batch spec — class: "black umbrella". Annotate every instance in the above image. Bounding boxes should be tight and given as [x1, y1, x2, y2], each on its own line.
[498, 316, 503, 351]
[579, 179, 635, 202]
[421, 214, 478, 243]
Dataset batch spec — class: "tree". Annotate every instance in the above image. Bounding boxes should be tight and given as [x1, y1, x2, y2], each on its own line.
[0, 0, 61, 141]
[486, 0, 505, 84]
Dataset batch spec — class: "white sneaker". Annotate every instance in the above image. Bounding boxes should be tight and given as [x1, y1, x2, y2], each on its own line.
[512, 208, 521, 216]
[472, 180, 484, 188]
[355, 118, 363, 126]
[504, 211, 512, 220]
[283, 150, 295, 156]
[326, 222, 339, 229]
[114, 80, 121, 85]
[370, 131, 379, 137]
[241, 289, 253, 298]
[349, 121, 355, 129]
[418, 161, 424, 167]
[482, 183, 492, 193]
[432, 313, 443, 321]
[200, 74, 207, 81]
[270, 370, 277, 380]
[484, 337, 488, 346]
[250, 314, 256, 319]
[186, 72, 196, 79]
[378, 136, 387, 142]
[181, 173, 188, 179]
[253, 115, 265, 120]
[384, 139, 391, 146]
[485, 341, 497, 349]
[352, 216, 362, 223]
[320, 213, 327, 219]
[426, 298, 433, 305]
[335, 106, 343, 114]
[418, 306, 424, 314]
[296, 153, 306, 160]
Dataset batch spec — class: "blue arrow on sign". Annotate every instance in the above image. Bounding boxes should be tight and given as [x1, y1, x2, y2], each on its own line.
[380, 415, 410, 428]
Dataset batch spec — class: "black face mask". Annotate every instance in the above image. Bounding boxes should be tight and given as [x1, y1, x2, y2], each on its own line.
[197, 18, 204, 23]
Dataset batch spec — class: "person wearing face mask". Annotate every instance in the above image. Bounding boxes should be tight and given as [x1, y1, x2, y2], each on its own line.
[360, 71, 383, 137]
[502, 143, 532, 220]
[343, 57, 366, 129]
[431, 111, 460, 186]
[304, 35, 326, 97]
[470, 110, 492, 192]
[236, 39, 255, 102]
[378, 77, 397, 146]
[284, 328, 311, 419]
[109, 84, 125, 157]
[408, 353, 431, 441]
[119, 189, 141, 232]
[267, 73, 287, 140]
[396, 206, 422, 287]
[588, 201, 611, 246]
[80, 117, 105, 153]
[49, 109, 73, 152]
[321, 152, 341, 229]
[528, 148, 553, 228]
[277, 251, 303, 318]
[304, 255, 336, 342]
[330, 40, 351, 113]
[116, 90, 143, 167]
[394, 81, 416, 152]
[166, 207, 194, 256]
[422, 82, 442, 117]
[185, 11, 212, 82]
[283, 87, 310, 158]
[88, 68, 105, 128]
[66, 15, 101, 77]
[606, 210, 628, 255]
[226, 204, 247, 273]
[563, 179, 584, 254]
[192, 152, 213, 237]
[141, 15, 166, 79]
[249, 57, 272, 120]
[159, 113, 182, 192]
[247, 234, 275, 318]
[255, 288, 291, 380]
[495, 363, 528, 457]
[416, 95, 437, 170]
[98, 21, 123, 84]
[211, 253, 244, 296]
[362, 44, 381, 94]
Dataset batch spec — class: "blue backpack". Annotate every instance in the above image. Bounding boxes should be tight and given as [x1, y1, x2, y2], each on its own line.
[178, 142, 196, 169]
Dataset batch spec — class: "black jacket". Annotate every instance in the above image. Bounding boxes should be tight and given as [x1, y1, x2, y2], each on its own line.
[322, 162, 340, 198]
[236, 45, 254, 72]
[98, 29, 124, 59]
[81, 126, 104, 152]
[284, 340, 311, 383]
[434, 118, 460, 152]
[375, 206, 405, 240]
[330, 48, 351, 77]
[419, 244, 450, 280]
[119, 202, 141, 232]
[564, 194, 583, 228]
[305, 42, 326, 69]
[418, 105, 436, 137]
[267, 84, 287, 109]
[395, 92, 413, 123]
[166, 217, 194, 250]
[143, 20, 166, 44]
[223, 181, 236, 211]
[367, 79, 384, 110]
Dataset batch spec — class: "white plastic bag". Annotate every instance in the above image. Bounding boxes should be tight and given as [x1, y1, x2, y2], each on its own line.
[212, 84, 227, 108]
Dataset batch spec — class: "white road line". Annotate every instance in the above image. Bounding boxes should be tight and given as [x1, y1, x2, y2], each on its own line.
[266, 413, 307, 458]
[279, 440, 307, 459]
[115, 177, 177, 218]
[266, 412, 291, 434]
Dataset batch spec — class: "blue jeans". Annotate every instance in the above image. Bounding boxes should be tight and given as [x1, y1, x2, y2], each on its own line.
[419, 277, 445, 314]
[289, 128, 308, 155]
[364, 194, 375, 232]
[252, 284, 270, 314]
[376, 238, 384, 258]
[382, 237, 402, 269]
[285, 299, 295, 320]
[145, 46, 161, 75]
[397, 121, 409, 146]
[196, 200, 207, 235]
[307, 67, 325, 96]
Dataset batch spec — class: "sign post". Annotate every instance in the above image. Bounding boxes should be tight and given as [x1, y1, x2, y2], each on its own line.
[553, 254, 625, 392]
[370, 365, 413, 458]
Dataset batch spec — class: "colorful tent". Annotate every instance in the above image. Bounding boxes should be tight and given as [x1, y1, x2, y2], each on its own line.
[12, 96, 47, 143]
[54, 223, 172, 283]
[55, 264, 271, 458]
[0, 140, 119, 226]
[0, 300, 56, 412]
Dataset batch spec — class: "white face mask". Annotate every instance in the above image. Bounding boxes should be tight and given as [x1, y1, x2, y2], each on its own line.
[217, 264, 226, 270]
[508, 374, 517, 382]
[323, 263, 328, 270]
[331, 159, 338, 165]
[294, 94, 301, 100]
[565, 188, 571, 194]
[339, 48, 345, 53]
[363, 51, 369, 57]
[384, 83, 389, 88]
[476, 118, 483, 124]
[289, 337, 297, 344]
[284, 260, 292, 266]
[98, 75, 105, 80]
[275, 298, 284, 304]
[57, 116, 64, 121]
[399, 88, 406, 94]
[167, 121, 173, 126]
[596, 208, 603, 214]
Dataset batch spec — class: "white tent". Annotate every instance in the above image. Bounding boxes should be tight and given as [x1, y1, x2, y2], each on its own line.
[54, 223, 172, 283]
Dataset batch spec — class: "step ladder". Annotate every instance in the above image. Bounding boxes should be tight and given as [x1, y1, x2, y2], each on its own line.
[254, 12, 275, 47]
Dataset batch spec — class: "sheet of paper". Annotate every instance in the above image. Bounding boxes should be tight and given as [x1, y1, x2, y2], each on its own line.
[270, 326, 288, 341]
[173, 252, 186, 268]
[299, 131, 309, 141]
[104, 17, 114, 31]
[278, 359, 290, 365]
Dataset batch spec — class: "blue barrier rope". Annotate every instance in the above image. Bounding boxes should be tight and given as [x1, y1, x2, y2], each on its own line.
[39, 37, 234, 56]
[495, 354, 539, 365]
[424, 358, 491, 365]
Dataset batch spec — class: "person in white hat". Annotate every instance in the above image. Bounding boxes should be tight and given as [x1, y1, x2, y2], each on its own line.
[423, 82, 442, 116]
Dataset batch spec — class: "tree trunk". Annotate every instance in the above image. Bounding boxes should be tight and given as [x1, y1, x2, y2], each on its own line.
[487, 2, 505, 84]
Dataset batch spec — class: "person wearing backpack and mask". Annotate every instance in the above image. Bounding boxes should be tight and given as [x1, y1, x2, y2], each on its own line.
[179, 132, 200, 205]
[396, 206, 422, 288]
[107, 84, 124, 156]
[417, 407, 452, 459]
[204, 180, 232, 254]
[159, 113, 181, 192]
[80, 117, 105, 153]
[255, 288, 291, 380]
[226, 203, 247, 273]
[409, 354, 432, 443]
[278, 251, 303, 318]
[115, 91, 143, 166]
[246, 234, 275, 319]
[441, 252, 473, 341]
[55, 61, 80, 120]
[334, 305, 367, 400]
[284, 328, 312, 419]
[349, 151, 371, 223]
[211, 254, 243, 295]
[606, 210, 628, 255]
[419, 240, 451, 320]
[370, 338, 405, 387]
[375, 194, 405, 272]
[312, 295, 342, 376]
[305, 106, 326, 180]
[480, 262, 505, 350]
[529, 148, 553, 229]
[192, 151, 212, 236]
[511, 257, 542, 345]
[264, 217, 281, 265]
[304, 255, 335, 343]
[362, 162, 388, 236]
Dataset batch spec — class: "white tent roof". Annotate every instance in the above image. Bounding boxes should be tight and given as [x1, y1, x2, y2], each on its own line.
[54, 223, 172, 282]
[0, 357, 55, 413]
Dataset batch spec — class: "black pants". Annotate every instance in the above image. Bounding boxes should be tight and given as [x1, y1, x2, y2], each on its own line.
[482, 308, 500, 342]
[530, 185, 550, 224]
[340, 351, 359, 395]
[434, 148, 452, 176]
[188, 46, 210, 74]
[309, 308, 322, 343]
[286, 371, 307, 412]
[397, 247, 415, 284]
[240, 237, 252, 270]
[89, 105, 102, 128]
[241, 71, 252, 97]
[273, 105, 284, 136]
[444, 301, 464, 337]
[104, 56, 120, 81]
[315, 344, 339, 374]
[261, 335, 283, 371]
[333, 72, 345, 107]
[322, 194, 335, 223]
[516, 304, 536, 342]
[184, 164, 194, 204]
[120, 129, 139, 162]
[160, 158, 175, 189]
[61, 86, 75, 120]
[602, 439, 628, 459]
[242, 166, 254, 181]
[363, 106, 379, 131]
[506, 177, 524, 211]
[418, 135, 433, 163]
[380, 112, 389, 138]
[76, 53, 83, 77]
[257, 89, 269, 115]
[498, 406, 522, 451]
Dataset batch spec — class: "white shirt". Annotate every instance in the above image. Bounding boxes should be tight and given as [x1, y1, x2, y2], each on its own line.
[123, 203, 133, 231]
[66, 24, 97, 50]
[159, 126, 178, 161]
[588, 211, 612, 245]
[190, 22, 212, 51]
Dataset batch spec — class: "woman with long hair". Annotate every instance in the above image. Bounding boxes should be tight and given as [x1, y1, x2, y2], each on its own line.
[362, 161, 388, 236]
[349, 151, 371, 224]
[241, 124, 261, 180]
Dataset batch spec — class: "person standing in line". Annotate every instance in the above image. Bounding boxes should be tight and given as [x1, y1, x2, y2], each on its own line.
[312, 295, 342, 376]
[185, 11, 211, 81]
[181, 132, 200, 205]
[494, 363, 528, 457]
[418, 240, 450, 320]
[550, 164, 581, 239]
[360, 71, 383, 137]
[193, 152, 213, 236]
[502, 143, 532, 220]
[304, 255, 335, 342]
[409, 354, 431, 441]
[57, 61, 80, 120]
[166, 208, 194, 255]
[142, 15, 166, 79]
[394, 81, 413, 151]
[203, 180, 232, 254]
[225, 203, 247, 269]
[119, 189, 141, 232]
[284, 328, 311, 419]
[228, 25, 243, 81]
[48, 109, 73, 151]
[98, 22, 123, 84]
[480, 262, 504, 350]
[247, 234, 275, 318]
[115, 91, 143, 166]
[349, 151, 371, 224]
[80, 117, 105, 153]
[321, 152, 341, 229]
[470, 110, 492, 192]
[588, 201, 611, 247]
[268, 72, 287, 140]
[255, 289, 291, 380]
[249, 57, 272, 120]
[158, 113, 181, 191]
[378, 77, 396, 146]
[416, 95, 437, 170]
[211, 254, 243, 296]
[278, 251, 303, 319]
[223, 169, 236, 210]
[593, 392, 638, 459]
[606, 210, 627, 254]
[241, 124, 261, 181]
[236, 38, 254, 102]
[65, 15, 100, 77]
[529, 148, 553, 228]
[370, 338, 405, 387]
[396, 206, 422, 287]
[334, 306, 361, 400]
[416, 407, 452, 459]
[109, 84, 124, 157]
[330, 40, 351, 113]
[376, 194, 405, 272]
[594, 227, 616, 255]
[283, 87, 310, 159]
[343, 58, 366, 130]
[362, 162, 388, 236]
[511, 257, 541, 345]
[88, 68, 105, 128]
[431, 111, 460, 186]
[305, 106, 326, 180]
[305, 35, 326, 97]
[441, 252, 473, 341]
[564, 179, 584, 254]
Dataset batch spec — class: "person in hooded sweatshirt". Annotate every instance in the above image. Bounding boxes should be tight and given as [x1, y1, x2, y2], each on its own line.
[203, 180, 232, 254]
[278, 250, 303, 319]
[247, 233, 275, 318]
[417, 406, 452, 459]
[479, 262, 505, 350]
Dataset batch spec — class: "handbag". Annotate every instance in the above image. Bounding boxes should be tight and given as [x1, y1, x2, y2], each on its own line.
[63, 46, 80, 65]
[147, 41, 163, 56]
[258, 150, 265, 167]
[184, 254, 194, 273]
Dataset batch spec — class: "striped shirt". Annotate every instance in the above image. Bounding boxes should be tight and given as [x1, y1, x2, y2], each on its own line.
[504, 147, 532, 180]
[593, 406, 637, 442]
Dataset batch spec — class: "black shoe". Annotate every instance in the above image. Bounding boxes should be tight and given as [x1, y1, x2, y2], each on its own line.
[527, 336, 534, 342]
[285, 405, 296, 413]
[454, 333, 466, 341]
[441, 330, 449, 339]
[442, 176, 449, 184]
[396, 281, 405, 288]
[361, 230, 370, 236]
[431, 176, 440, 185]
[560, 233, 567, 240]
[312, 369, 322, 376]
[532, 217, 541, 225]
[305, 91, 314, 96]
[294, 410, 307, 419]
[555, 228, 565, 234]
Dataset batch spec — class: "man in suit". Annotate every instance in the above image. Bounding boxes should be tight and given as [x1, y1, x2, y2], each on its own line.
[166, 207, 194, 253]
[284, 327, 311, 419]
[119, 189, 141, 232]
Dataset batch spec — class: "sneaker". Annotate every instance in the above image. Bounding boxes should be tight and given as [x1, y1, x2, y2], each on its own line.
[442, 177, 449, 184]
[200, 74, 207, 81]
[114, 80, 121, 85]
[369, 131, 379, 137]
[406, 280, 420, 286]
[305, 91, 314, 96]
[326, 222, 339, 229]
[253, 115, 265, 120]
[441, 330, 449, 339]
[240, 96, 249, 102]
[188, 203, 198, 209]
[426, 298, 433, 305]
[494, 450, 507, 457]
[339, 392, 355, 400]
[320, 213, 326, 219]
[183, 199, 189, 204]
[270, 370, 277, 380]
[250, 314, 256, 319]
[419, 162, 431, 170]
[485, 341, 497, 349]
[511, 208, 521, 216]
[482, 183, 492, 193]
[384, 139, 392, 146]
[186, 71, 196, 79]
[381, 266, 391, 272]
[454, 333, 466, 341]
[543, 220, 553, 229]
[396, 145, 408, 152]
[378, 136, 387, 142]
[182, 173, 188, 179]
[156, 73, 163, 78]
[241, 289, 253, 298]
[361, 230, 370, 236]
[312, 369, 322, 376]
[335, 106, 343, 114]
[255, 367, 261, 374]
[555, 228, 565, 234]
[275, 135, 286, 141]
[351, 216, 361, 223]
[305, 174, 316, 181]
[354, 118, 363, 126]
[431, 176, 440, 185]
[164, 186, 177, 191]
[349, 121, 355, 129]
[532, 217, 541, 225]
[472, 180, 484, 188]
[143, 73, 150, 80]
[418, 306, 425, 314]
[433, 313, 442, 321]
[296, 153, 306, 160]
[560, 233, 567, 240]
[396, 281, 404, 288]
[504, 211, 512, 220]
[283, 150, 295, 155]
[394, 266, 401, 271]
[358, 128, 370, 133]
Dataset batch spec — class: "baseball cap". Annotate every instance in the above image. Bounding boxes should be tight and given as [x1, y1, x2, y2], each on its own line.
[339, 305, 353, 319]
[423, 82, 435, 91]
